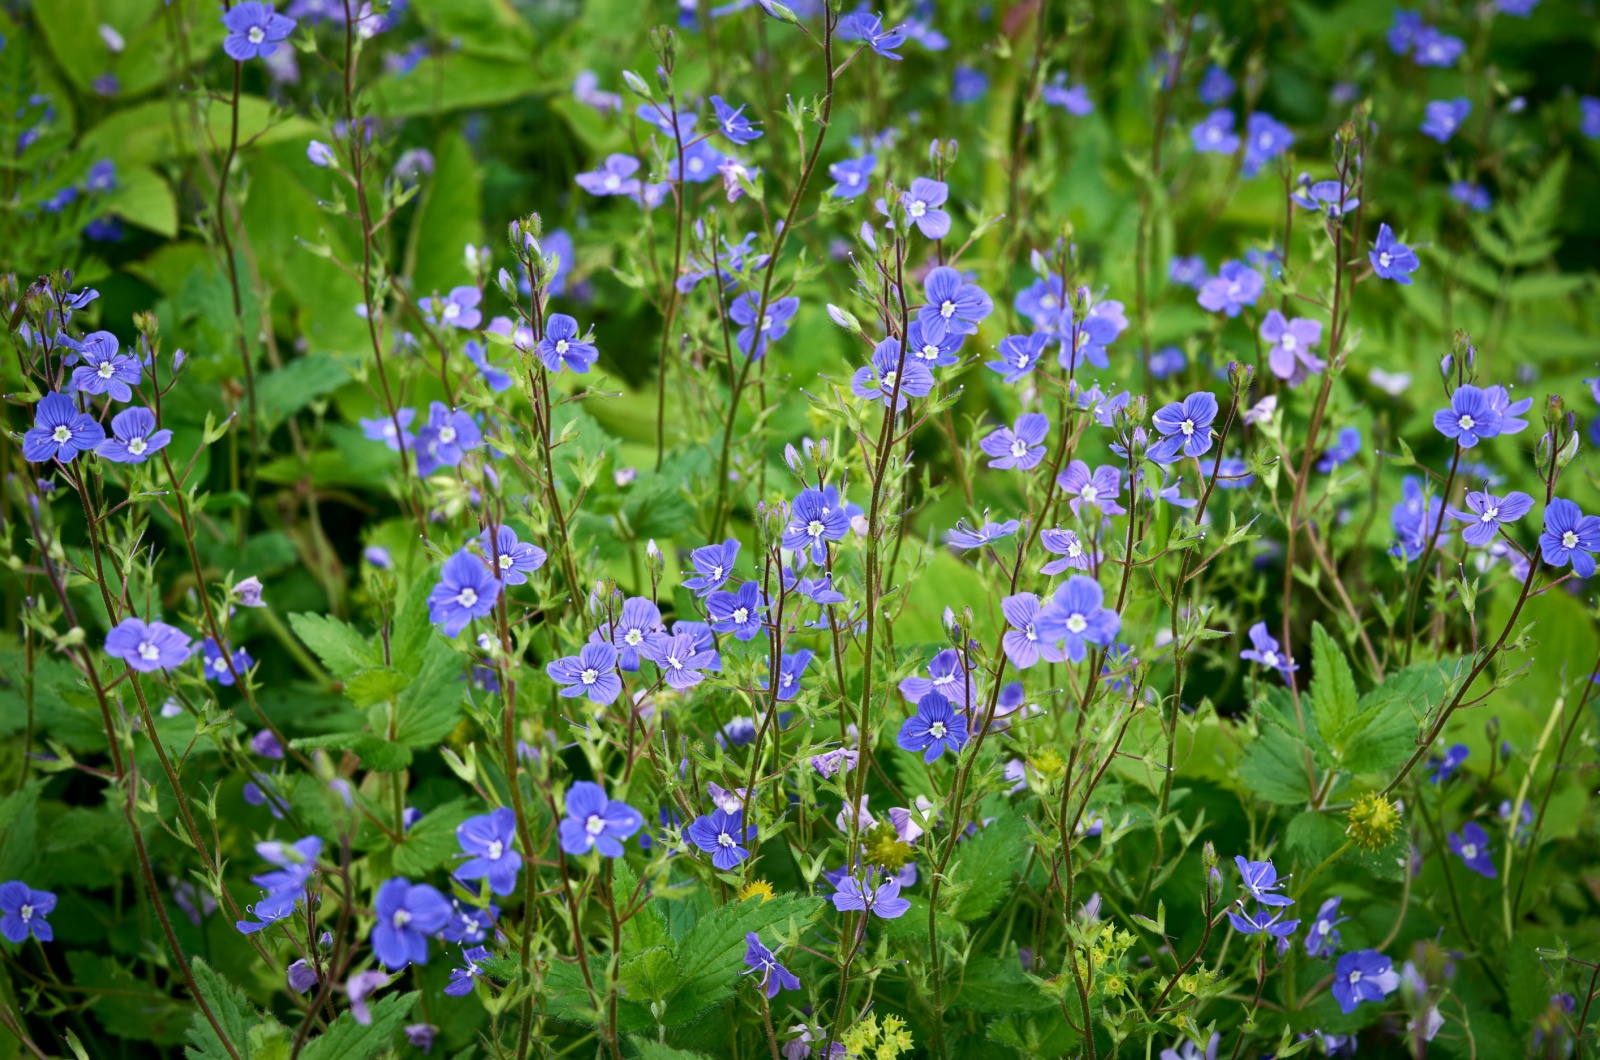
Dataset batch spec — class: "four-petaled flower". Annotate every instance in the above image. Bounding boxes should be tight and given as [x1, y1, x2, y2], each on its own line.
[1057, 461, 1125, 515]
[646, 632, 720, 690]
[838, 12, 906, 61]
[1191, 109, 1240, 154]
[576, 154, 643, 197]
[729, 293, 799, 359]
[1197, 261, 1263, 317]
[221, 2, 297, 61]
[1035, 575, 1122, 662]
[1040, 528, 1092, 574]
[1369, 223, 1420, 283]
[1448, 489, 1533, 547]
[1304, 896, 1347, 958]
[1422, 98, 1471, 143]
[687, 808, 757, 869]
[711, 95, 762, 144]
[1332, 949, 1400, 1014]
[896, 691, 969, 763]
[23, 392, 105, 463]
[535, 314, 599, 373]
[1260, 311, 1324, 383]
[429, 549, 501, 637]
[1235, 856, 1294, 907]
[1239, 622, 1297, 680]
[980, 414, 1049, 471]
[743, 933, 801, 998]
[708, 580, 767, 641]
[547, 643, 624, 705]
[783, 487, 851, 565]
[105, 617, 193, 672]
[99, 407, 172, 464]
[371, 878, 452, 970]
[480, 524, 547, 584]
[0, 882, 56, 943]
[360, 408, 415, 452]
[456, 807, 522, 895]
[1001, 592, 1066, 670]
[899, 177, 951, 240]
[202, 638, 253, 686]
[828, 155, 876, 199]
[852, 337, 935, 409]
[1448, 821, 1497, 879]
[1432, 385, 1503, 447]
[918, 266, 993, 342]
[900, 648, 974, 707]
[1148, 391, 1220, 465]
[947, 517, 1020, 551]
[830, 873, 911, 919]
[1539, 498, 1600, 577]
[684, 538, 740, 597]
[66, 332, 141, 401]
[415, 403, 483, 476]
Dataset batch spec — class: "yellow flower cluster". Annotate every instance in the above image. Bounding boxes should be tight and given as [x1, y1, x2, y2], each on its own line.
[841, 1013, 914, 1060]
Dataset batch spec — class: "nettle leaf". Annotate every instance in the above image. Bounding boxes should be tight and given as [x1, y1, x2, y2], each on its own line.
[1334, 665, 1444, 775]
[393, 633, 468, 748]
[951, 955, 1056, 1013]
[299, 991, 418, 1060]
[183, 958, 254, 1060]
[949, 814, 1032, 921]
[667, 894, 825, 1023]
[342, 667, 412, 709]
[1285, 811, 1348, 867]
[391, 799, 473, 875]
[288, 613, 381, 681]
[1309, 623, 1359, 758]
[292, 733, 413, 772]
[1238, 729, 1316, 805]
[629, 1038, 716, 1060]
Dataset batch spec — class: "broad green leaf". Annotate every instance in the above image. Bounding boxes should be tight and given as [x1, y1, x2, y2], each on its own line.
[1238, 729, 1316, 805]
[299, 991, 418, 1060]
[343, 667, 412, 709]
[183, 958, 253, 1060]
[391, 799, 473, 875]
[629, 1038, 716, 1060]
[288, 614, 380, 681]
[392, 634, 468, 748]
[668, 894, 824, 1023]
[1285, 811, 1347, 867]
[950, 956, 1055, 1013]
[292, 733, 413, 772]
[1309, 623, 1359, 757]
[950, 814, 1032, 921]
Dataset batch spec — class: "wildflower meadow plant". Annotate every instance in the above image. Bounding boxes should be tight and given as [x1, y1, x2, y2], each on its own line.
[1, 1, 1598, 1057]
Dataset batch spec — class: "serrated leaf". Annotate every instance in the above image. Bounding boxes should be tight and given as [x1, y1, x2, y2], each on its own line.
[392, 634, 467, 748]
[288, 613, 380, 681]
[1309, 623, 1359, 760]
[1238, 729, 1316, 805]
[629, 1038, 716, 1060]
[183, 958, 253, 1060]
[292, 732, 413, 772]
[668, 894, 824, 1023]
[299, 991, 417, 1060]
[342, 667, 412, 709]
[950, 814, 1031, 921]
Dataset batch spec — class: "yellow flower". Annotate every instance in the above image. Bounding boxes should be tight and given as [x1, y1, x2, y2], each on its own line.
[862, 822, 915, 870]
[739, 879, 775, 903]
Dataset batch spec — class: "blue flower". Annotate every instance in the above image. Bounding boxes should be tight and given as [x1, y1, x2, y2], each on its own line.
[838, 12, 906, 60]
[105, 617, 192, 672]
[900, 177, 951, 240]
[1261, 311, 1323, 382]
[645, 632, 719, 690]
[1196, 261, 1263, 317]
[1202, 456, 1254, 489]
[711, 95, 762, 144]
[1226, 905, 1300, 942]
[900, 649, 974, 708]
[1191, 109, 1240, 154]
[99, 406, 172, 464]
[1422, 98, 1471, 143]
[415, 403, 483, 475]
[1239, 622, 1296, 680]
[1059, 300, 1126, 371]
[548, 643, 624, 705]
[1291, 176, 1359, 219]
[221, 2, 296, 61]
[1540, 498, 1600, 577]
[828, 154, 876, 198]
[1369, 223, 1420, 283]
[428, 549, 501, 637]
[480, 524, 547, 584]
[707, 580, 767, 641]
[1042, 74, 1093, 114]
[1149, 345, 1187, 379]
[743, 933, 800, 998]
[904, 316, 965, 369]
[729, 293, 799, 359]
[686, 808, 757, 869]
[830, 872, 910, 919]
[947, 518, 1020, 551]
[423, 286, 481, 330]
[783, 487, 850, 565]
[202, 638, 253, 686]
[1448, 489, 1533, 547]
[765, 650, 814, 701]
[1390, 476, 1449, 562]
[1198, 64, 1235, 104]
[465, 340, 513, 392]
[1304, 896, 1347, 957]
[557, 781, 643, 859]
[1448, 821, 1496, 878]
[1040, 528, 1092, 574]
[1428, 743, 1469, 783]
[896, 691, 969, 762]
[852, 338, 935, 408]
[1433, 385, 1503, 447]
[64, 331, 140, 401]
[1412, 26, 1464, 67]
[1057, 461, 1124, 515]
[683, 538, 739, 597]
[444, 945, 491, 996]
[1388, 9, 1423, 53]
[1316, 427, 1362, 472]
[576, 154, 643, 197]
[951, 65, 988, 103]
[0, 882, 56, 943]
[1242, 113, 1294, 177]
[360, 408, 415, 452]
[1035, 575, 1121, 662]
[1450, 181, 1492, 211]
[987, 332, 1049, 382]
[1583, 97, 1600, 140]
[22, 392, 104, 463]
[671, 139, 725, 184]
[1148, 391, 1219, 464]
[1015, 273, 1071, 332]
[372, 878, 452, 970]
[1234, 856, 1293, 907]
[918, 266, 993, 342]
[1001, 592, 1065, 669]
[535, 313, 598, 373]
[1332, 949, 1400, 1013]
[980, 414, 1049, 470]
[1168, 255, 1209, 289]
[455, 807, 521, 896]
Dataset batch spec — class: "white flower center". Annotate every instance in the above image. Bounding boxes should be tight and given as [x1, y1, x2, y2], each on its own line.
[1379, 252, 1392, 268]
[129, 434, 153, 453]
[18, 905, 30, 921]
[928, 721, 946, 739]
[392, 909, 411, 929]
[1262, 651, 1279, 668]
[1317, 919, 1330, 934]
[580, 667, 598, 685]
[138, 641, 160, 661]
[1180, 419, 1195, 436]
[486, 839, 504, 859]
[717, 832, 734, 847]
[1010, 439, 1028, 458]
[807, 519, 824, 538]
[1563, 530, 1578, 549]
[555, 338, 570, 354]
[438, 426, 457, 444]
[443, 302, 461, 321]
[585, 814, 606, 835]
[940, 300, 955, 318]
[212, 655, 229, 673]
[1081, 485, 1098, 503]
[883, 370, 897, 388]
[711, 565, 723, 580]
[97, 361, 115, 378]
[1281, 333, 1297, 352]
[248, 26, 266, 43]
[498, 553, 514, 569]
[604, 174, 620, 190]
[52, 425, 72, 443]
[1461, 843, 1477, 859]
[1066, 542, 1083, 557]
[920, 343, 939, 360]
[624, 629, 643, 645]
[733, 607, 749, 624]
[761, 314, 774, 331]
[458, 588, 479, 608]
[908, 200, 927, 218]
[1065, 613, 1088, 634]
[667, 655, 682, 670]
[1349, 970, 1362, 984]
[1458, 415, 1475, 430]
[846, 173, 859, 185]
[1481, 508, 1498, 523]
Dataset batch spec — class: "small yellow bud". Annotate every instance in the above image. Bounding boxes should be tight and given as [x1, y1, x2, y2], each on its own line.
[1346, 791, 1401, 850]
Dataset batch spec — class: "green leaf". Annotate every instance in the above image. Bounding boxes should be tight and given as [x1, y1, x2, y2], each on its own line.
[287, 614, 380, 681]
[951, 956, 1055, 1013]
[291, 733, 413, 772]
[183, 958, 253, 1060]
[1348, 831, 1409, 883]
[1309, 623, 1359, 757]
[392, 800, 473, 875]
[950, 814, 1032, 921]
[668, 894, 824, 1024]
[1285, 811, 1348, 867]
[257, 356, 356, 430]
[628, 1038, 716, 1060]
[1337, 665, 1443, 775]
[406, 130, 483, 301]
[392, 634, 467, 748]
[299, 991, 417, 1060]
[104, 166, 179, 238]
[342, 667, 412, 709]
[1238, 729, 1316, 805]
